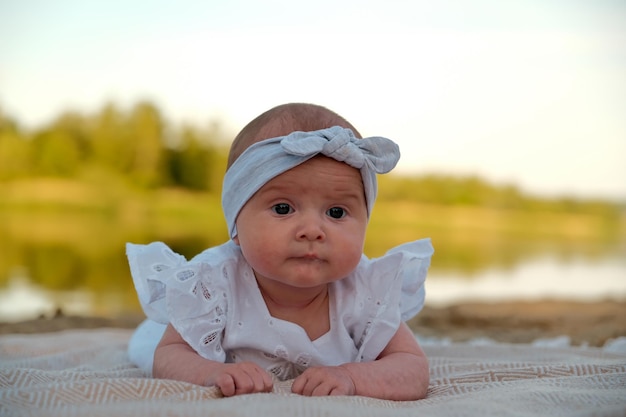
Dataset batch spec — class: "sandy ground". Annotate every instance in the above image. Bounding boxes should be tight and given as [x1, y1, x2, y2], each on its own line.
[408, 299, 626, 346]
[1, 300, 624, 347]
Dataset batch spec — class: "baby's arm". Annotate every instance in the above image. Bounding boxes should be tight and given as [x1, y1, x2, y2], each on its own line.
[153, 324, 273, 396]
[291, 322, 429, 400]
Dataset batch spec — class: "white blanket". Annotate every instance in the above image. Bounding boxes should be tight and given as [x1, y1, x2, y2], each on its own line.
[1, 329, 625, 416]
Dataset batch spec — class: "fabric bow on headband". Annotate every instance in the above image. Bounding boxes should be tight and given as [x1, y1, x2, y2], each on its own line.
[222, 126, 401, 238]
[280, 128, 400, 173]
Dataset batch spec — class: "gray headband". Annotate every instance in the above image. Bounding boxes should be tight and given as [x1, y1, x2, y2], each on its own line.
[222, 126, 400, 238]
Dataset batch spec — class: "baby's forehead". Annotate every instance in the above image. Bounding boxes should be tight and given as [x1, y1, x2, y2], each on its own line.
[264, 155, 365, 191]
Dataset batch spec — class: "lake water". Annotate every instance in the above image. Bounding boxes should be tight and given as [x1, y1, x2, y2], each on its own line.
[425, 255, 626, 306]
[1, 252, 624, 322]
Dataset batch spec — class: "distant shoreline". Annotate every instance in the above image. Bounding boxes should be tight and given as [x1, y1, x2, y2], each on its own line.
[2, 299, 624, 347]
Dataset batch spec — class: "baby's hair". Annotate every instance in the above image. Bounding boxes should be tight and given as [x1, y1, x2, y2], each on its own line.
[227, 103, 362, 169]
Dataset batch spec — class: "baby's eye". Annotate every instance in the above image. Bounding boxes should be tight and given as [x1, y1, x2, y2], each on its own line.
[272, 203, 293, 215]
[326, 207, 346, 219]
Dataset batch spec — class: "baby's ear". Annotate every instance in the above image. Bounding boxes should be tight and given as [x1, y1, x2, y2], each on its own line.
[233, 235, 240, 245]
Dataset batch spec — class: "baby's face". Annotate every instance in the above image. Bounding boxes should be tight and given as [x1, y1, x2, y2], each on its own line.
[234, 155, 367, 291]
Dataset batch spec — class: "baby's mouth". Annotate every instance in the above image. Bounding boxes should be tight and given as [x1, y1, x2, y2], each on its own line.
[294, 254, 324, 262]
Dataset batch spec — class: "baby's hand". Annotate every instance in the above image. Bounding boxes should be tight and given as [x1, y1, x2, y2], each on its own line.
[291, 366, 356, 396]
[205, 362, 273, 396]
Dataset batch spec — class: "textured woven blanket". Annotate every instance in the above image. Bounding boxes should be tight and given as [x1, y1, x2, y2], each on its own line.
[1, 329, 625, 416]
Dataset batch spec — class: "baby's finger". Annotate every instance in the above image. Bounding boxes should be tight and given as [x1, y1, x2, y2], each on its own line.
[215, 374, 237, 397]
[233, 364, 273, 394]
[310, 382, 334, 397]
[257, 367, 274, 392]
[329, 385, 352, 396]
[244, 366, 273, 393]
[290, 374, 307, 395]
[292, 374, 322, 396]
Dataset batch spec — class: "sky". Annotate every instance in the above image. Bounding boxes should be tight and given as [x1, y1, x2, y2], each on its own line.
[1, 0, 625, 200]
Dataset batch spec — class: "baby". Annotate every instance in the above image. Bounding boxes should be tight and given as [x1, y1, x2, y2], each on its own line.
[126, 103, 434, 399]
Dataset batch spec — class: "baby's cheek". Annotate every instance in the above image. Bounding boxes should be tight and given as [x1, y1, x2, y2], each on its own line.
[253, 257, 275, 276]
[338, 247, 364, 276]
[243, 245, 279, 275]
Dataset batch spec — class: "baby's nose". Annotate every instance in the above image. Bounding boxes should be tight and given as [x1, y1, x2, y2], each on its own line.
[296, 213, 326, 241]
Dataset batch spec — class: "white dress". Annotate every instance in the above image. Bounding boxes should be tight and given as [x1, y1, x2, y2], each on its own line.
[126, 239, 434, 379]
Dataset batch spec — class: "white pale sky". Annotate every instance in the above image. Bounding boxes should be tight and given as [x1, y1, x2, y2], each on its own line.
[1, 0, 625, 200]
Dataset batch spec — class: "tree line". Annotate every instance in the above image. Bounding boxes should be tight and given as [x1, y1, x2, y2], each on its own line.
[0, 101, 228, 192]
[0, 101, 621, 218]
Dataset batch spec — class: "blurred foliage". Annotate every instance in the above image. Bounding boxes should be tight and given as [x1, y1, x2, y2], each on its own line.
[0, 102, 229, 191]
[377, 175, 623, 219]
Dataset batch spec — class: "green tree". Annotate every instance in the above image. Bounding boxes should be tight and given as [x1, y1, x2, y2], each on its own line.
[31, 112, 87, 177]
[126, 101, 168, 187]
[89, 102, 131, 173]
[167, 123, 229, 192]
[0, 111, 33, 180]
[168, 125, 211, 190]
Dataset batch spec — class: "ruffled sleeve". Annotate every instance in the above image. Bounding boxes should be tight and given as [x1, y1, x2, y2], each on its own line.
[126, 242, 231, 362]
[126, 242, 187, 324]
[350, 238, 433, 362]
[386, 238, 434, 321]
